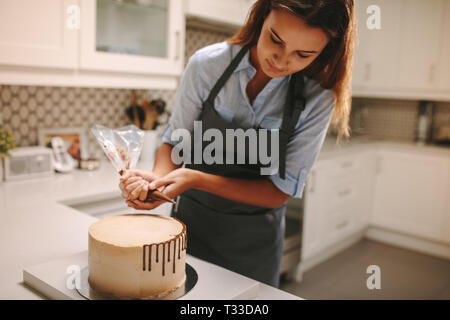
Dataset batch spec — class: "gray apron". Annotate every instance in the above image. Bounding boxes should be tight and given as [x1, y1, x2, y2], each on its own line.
[171, 44, 306, 288]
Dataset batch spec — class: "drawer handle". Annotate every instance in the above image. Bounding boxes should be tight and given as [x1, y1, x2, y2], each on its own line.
[336, 220, 348, 230]
[340, 161, 353, 168]
[338, 189, 351, 197]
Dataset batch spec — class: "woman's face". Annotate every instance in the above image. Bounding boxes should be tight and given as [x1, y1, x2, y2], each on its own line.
[255, 9, 330, 78]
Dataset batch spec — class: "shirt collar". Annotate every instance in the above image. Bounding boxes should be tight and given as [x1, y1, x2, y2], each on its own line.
[231, 44, 292, 85]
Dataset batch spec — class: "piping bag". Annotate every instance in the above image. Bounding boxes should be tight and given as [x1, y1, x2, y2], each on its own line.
[91, 124, 175, 204]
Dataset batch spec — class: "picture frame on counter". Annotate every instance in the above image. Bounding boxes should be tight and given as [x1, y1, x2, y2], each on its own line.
[38, 127, 88, 160]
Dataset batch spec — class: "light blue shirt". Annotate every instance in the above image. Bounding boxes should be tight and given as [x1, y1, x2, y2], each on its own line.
[161, 41, 336, 199]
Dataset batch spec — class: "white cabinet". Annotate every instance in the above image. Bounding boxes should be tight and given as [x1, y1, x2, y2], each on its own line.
[0, 0, 184, 88]
[0, 0, 78, 69]
[352, 0, 450, 100]
[80, 0, 184, 76]
[443, 159, 450, 243]
[370, 150, 449, 243]
[301, 161, 329, 260]
[301, 152, 374, 260]
[185, 0, 253, 27]
[438, 0, 450, 90]
[353, 0, 403, 90]
[396, 0, 444, 90]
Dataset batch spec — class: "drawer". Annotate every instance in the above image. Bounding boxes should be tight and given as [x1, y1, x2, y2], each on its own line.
[323, 156, 362, 182]
[322, 205, 357, 247]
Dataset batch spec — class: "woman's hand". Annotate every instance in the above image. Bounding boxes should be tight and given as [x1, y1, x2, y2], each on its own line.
[119, 169, 160, 201]
[148, 168, 200, 199]
[125, 168, 200, 211]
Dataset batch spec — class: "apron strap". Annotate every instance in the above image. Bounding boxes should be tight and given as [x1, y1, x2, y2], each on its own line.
[278, 71, 306, 179]
[204, 43, 251, 108]
[201, 42, 306, 181]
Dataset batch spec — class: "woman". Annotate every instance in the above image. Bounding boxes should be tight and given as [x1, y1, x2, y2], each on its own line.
[120, 0, 356, 288]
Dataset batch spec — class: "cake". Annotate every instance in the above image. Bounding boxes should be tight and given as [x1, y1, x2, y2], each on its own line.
[88, 214, 187, 299]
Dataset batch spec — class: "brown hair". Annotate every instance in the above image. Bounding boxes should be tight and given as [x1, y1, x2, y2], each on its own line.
[227, 0, 356, 143]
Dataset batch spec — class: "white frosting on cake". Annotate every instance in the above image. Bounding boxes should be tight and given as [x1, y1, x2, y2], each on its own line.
[88, 214, 187, 299]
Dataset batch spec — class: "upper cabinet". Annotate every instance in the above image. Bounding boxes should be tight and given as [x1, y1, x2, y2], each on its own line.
[80, 0, 184, 76]
[185, 0, 255, 28]
[0, 0, 185, 89]
[0, 0, 78, 69]
[396, 0, 443, 90]
[438, 0, 450, 90]
[353, 0, 450, 100]
[353, 0, 403, 90]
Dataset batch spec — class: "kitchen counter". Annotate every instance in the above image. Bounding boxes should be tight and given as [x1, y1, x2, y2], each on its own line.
[320, 135, 450, 160]
[1, 136, 448, 299]
[0, 161, 130, 299]
[0, 160, 301, 300]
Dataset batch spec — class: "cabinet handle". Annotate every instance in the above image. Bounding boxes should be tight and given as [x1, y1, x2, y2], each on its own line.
[336, 220, 348, 230]
[340, 160, 353, 168]
[338, 189, 351, 197]
[429, 63, 435, 84]
[364, 62, 371, 81]
[375, 156, 382, 175]
[309, 170, 316, 193]
[175, 31, 180, 61]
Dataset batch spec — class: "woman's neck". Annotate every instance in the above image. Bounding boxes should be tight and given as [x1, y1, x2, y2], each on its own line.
[249, 45, 272, 86]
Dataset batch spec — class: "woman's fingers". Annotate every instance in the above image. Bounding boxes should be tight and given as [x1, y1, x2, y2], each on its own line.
[123, 176, 142, 186]
[129, 181, 147, 200]
[149, 177, 174, 191]
[120, 169, 135, 182]
[126, 199, 164, 210]
[125, 180, 144, 193]
[138, 182, 149, 201]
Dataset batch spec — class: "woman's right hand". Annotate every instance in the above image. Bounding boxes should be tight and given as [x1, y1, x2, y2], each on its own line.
[119, 169, 160, 201]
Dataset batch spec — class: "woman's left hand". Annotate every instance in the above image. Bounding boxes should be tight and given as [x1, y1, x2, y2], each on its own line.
[126, 168, 200, 210]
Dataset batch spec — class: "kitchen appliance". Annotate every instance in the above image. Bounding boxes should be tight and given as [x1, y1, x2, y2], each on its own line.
[415, 101, 435, 145]
[434, 124, 450, 146]
[4, 146, 54, 181]
[50, 137, 77, 173]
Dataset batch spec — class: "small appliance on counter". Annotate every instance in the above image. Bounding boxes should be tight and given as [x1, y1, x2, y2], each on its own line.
[50, 137, 77, 173]
[4, 146, 54, 181]
[415, 100, 435, 145]
[434, 124, 450, 147]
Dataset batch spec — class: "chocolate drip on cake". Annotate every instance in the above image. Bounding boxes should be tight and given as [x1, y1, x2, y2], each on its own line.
[141, 218, 187, 276]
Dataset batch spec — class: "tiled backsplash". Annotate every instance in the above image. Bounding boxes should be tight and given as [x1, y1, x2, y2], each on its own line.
[350, 98, 450, 142]
[1, 25, 450, 160]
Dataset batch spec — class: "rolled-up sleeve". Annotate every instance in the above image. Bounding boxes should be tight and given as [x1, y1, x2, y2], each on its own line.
[161, 52, 208, 146]
[269, 82, 336, 199]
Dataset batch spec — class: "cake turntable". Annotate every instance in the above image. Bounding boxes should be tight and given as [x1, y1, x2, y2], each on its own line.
[75, 263, 198, 300]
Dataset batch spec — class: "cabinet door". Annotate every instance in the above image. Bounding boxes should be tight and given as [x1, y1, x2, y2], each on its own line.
[442, 159, 450, 243]
[301, 164, 328, 260]
[396, 0, 444, 89]
[352, 0, 403, 90]
[438, 0, 450, 90]
[0, 0, 78, 69]
[80, 0, 184, 76]
[185, 0, 248, 27]
[371, 150, 449, 242]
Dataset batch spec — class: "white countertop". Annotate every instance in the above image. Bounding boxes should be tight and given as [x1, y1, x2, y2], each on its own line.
[1, 136, 448, 299]
[320, 135, 450, 160]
